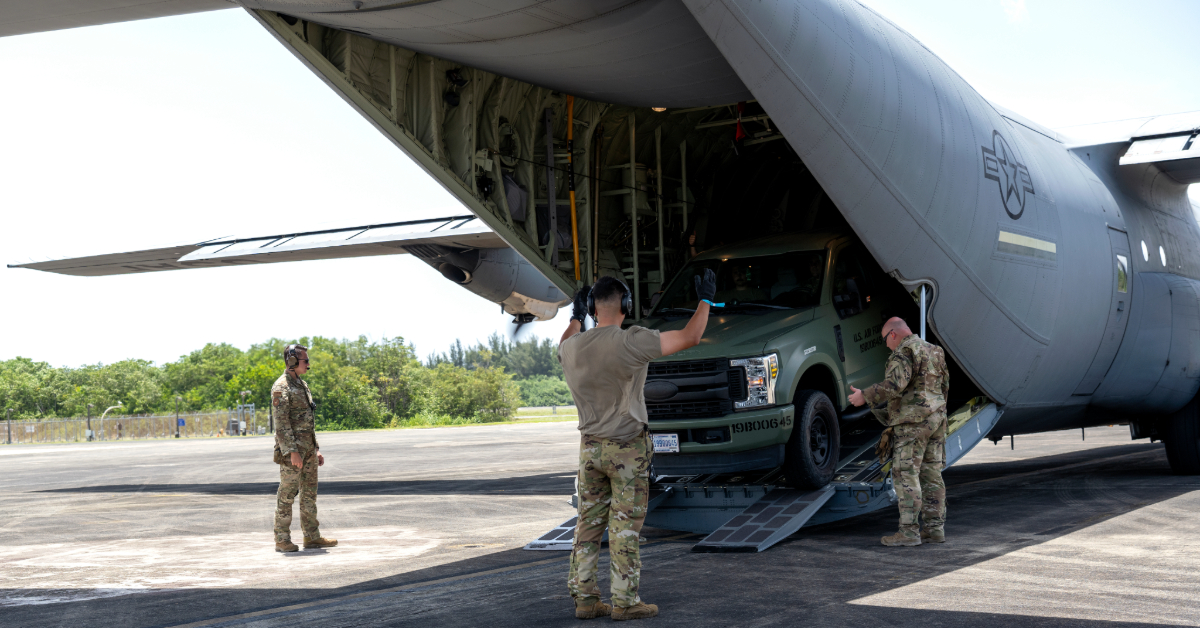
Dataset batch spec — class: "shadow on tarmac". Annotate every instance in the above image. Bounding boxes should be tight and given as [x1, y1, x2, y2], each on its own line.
[35, 472, 576, 496]
[10, 443, 1197, 628]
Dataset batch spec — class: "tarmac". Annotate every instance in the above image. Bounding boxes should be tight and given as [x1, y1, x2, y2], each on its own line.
[1, 422, 1197, 627]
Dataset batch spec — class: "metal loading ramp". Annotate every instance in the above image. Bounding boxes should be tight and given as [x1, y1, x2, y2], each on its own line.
[524, 487, 675, 550]
[691, 486, 835, 552]
[525, 400, 998, 553]
[686, 436, 893, 553]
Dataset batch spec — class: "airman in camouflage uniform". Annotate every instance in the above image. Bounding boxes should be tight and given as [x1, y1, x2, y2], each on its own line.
[272, 344, 337, 552]
[557, 272, 715, 620]
[567, 432, 653, 610]
[849, 317, 950, 547]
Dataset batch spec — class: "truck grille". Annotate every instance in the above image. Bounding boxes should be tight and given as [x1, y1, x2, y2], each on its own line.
[648, 400, 728, 420]
[645, 359, 747, 420]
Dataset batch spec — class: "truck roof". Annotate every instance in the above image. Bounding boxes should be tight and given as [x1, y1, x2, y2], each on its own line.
[693, 231, 848, 261]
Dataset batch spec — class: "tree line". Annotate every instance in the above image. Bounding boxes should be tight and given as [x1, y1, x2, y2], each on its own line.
[0, 334, 573, 430]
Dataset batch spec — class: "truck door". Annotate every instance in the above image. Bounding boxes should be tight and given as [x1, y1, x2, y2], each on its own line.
[1073, 228, 1134, 395]
[831, 244, 890, 390]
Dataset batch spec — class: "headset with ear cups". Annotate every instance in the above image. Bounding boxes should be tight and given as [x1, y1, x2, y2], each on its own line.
[586, 277, 633, 319]
[284, 344, 309, 369]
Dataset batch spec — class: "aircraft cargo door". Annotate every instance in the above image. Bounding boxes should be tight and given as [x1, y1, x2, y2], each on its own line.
[831, 244, 890, 390]
[1074, 228, 1133, 395]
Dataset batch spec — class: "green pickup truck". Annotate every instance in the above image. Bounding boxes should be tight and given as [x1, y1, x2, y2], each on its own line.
[639, 231, 903, 488]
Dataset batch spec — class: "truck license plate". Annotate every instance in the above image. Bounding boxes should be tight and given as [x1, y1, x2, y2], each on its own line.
[652, 433, 680, 453]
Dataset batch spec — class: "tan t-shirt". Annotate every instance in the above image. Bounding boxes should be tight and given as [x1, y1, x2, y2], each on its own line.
[558, 325, 663, 442]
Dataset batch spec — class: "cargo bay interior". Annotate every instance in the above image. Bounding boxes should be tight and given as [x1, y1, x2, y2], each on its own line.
[265, 15, 985, 412]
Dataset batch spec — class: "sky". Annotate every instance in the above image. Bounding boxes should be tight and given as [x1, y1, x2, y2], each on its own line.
[1, 1, 1197, 369]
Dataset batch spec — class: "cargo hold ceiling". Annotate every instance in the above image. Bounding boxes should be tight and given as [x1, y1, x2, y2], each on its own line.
[241, 0, 752, 108]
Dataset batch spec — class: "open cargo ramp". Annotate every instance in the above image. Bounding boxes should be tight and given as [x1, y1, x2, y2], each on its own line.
[525, 400, 999, 553]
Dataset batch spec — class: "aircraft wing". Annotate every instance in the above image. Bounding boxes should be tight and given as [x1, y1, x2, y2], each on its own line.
[0, 1, 232, 38]
[8, 215, 506, 277]
[1118, 111, 1200, 184]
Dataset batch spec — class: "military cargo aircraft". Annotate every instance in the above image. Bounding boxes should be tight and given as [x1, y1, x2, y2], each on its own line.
[6, 1, 1199, 550]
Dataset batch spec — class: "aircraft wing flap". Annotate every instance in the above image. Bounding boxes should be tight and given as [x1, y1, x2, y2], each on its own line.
[1120, 130, 1200, 184]
[1118, 111, 1200, 183]
[9, 215, 508, 277]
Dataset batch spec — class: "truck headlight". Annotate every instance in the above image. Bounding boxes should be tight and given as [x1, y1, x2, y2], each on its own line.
[731, 353, 779, 410]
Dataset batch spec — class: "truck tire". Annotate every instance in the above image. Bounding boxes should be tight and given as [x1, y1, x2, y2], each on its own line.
[1164, 396, 1200, 475]
[783, 390, 841, 489]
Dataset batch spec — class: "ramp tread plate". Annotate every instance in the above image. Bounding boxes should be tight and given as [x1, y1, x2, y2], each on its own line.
[524, 516, 580, 550]
[692, 485, 836, 553]
[524, 488, 672, 551]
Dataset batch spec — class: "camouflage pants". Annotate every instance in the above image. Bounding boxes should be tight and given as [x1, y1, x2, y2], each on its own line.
[890, 413, 947, 535]
[274, 432, 320, 543]
[568, 431, 652, 609]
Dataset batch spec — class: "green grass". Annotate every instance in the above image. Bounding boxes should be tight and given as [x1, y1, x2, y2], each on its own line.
[514, 406, 578, 420]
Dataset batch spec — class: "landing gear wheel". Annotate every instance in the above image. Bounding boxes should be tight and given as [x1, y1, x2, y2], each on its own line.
[1165, 396, 1200, 475]
[783, 390, 841, 489]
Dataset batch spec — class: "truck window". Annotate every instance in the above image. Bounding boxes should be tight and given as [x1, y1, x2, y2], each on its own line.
[653, 250, 826, 313]
[832, 246, 872, 319]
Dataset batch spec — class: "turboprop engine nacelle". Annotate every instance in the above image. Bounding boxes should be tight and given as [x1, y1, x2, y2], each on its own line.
[406, 245, 568, 321]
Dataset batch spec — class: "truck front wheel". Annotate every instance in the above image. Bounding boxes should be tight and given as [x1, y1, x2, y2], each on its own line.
[783, 390, 841, 489]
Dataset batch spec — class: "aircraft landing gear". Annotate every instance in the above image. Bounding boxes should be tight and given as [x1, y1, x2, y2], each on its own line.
[1164, 396, 1200, 475]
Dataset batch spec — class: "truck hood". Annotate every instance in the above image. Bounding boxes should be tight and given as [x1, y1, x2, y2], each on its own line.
[640, 308, 816, 361]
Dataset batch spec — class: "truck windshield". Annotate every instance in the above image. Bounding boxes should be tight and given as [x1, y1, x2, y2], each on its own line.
[654, 250, 826, 313]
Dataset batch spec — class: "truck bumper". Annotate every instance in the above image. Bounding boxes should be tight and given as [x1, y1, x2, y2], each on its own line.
[653, 443, 785, 476]
[650, 404, 794, 476]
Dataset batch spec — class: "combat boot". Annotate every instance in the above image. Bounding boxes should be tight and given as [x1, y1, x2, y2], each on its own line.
[881, 530, 921, 547]
[575, 601, 612, 619]
[612, 602, 658, 621]
[303, 537, 338, 549]
[275, 540, 298, 552]
[921, 528, 945, 543]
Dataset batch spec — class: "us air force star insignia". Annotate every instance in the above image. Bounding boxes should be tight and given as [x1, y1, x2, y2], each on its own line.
[982, 130, 1035, 220]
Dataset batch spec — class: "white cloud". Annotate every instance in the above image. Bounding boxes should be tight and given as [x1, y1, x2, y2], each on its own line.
[1000, 0, 1029, 23]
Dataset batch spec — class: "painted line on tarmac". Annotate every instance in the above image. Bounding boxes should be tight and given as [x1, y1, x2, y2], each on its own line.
[167, 534, 696, 627]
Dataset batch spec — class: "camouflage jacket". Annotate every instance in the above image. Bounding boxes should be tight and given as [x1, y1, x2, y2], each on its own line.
[272, 372, 317, 454]
[862, 334, 949, 427]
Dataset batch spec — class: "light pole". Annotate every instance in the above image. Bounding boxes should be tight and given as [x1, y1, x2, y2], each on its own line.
[87, 403, 94, 441]
[5, 408, 11, 445]
[100, 402, 122, 440]
[240, 391, 251, 435]
[175, 396, 182, 438]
